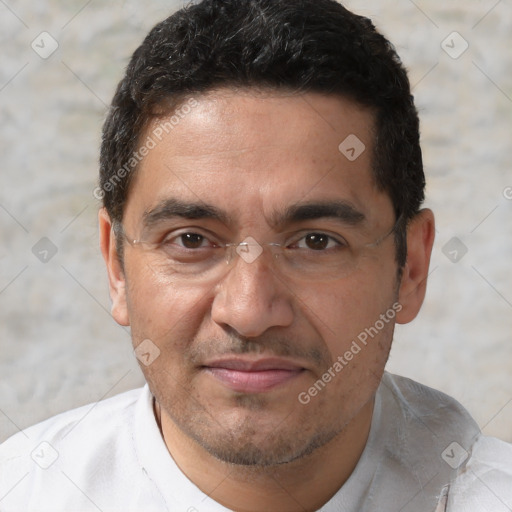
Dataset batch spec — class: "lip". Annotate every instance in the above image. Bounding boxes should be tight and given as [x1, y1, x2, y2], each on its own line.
[202, 357, 305, 393]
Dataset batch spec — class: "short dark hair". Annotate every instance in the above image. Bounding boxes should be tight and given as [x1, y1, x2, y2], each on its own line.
[99, 0, 424, 267]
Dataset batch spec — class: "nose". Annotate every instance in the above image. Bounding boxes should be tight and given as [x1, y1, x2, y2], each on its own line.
[210, 248, 294, 338]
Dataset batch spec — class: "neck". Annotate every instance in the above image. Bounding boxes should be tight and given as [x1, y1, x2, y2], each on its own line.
[155, 397, 374, 512]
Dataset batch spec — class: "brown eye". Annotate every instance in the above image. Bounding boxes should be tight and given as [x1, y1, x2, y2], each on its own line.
[304, 233, 330, 250]
[180, 233, 205, 249]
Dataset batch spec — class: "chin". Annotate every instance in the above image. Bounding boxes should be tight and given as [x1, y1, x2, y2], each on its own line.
[188, 415, 341, 467]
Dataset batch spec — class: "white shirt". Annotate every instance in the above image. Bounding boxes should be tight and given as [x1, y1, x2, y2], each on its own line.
[1, 372, 511, 511]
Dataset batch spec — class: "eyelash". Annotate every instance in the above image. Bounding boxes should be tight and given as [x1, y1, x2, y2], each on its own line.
[160, 230, 348, 251]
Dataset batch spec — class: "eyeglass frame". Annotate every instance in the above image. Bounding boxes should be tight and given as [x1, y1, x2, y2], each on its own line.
[112, 211, 404, 282]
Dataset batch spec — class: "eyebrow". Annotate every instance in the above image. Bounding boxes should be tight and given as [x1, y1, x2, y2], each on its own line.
[142, 198, 366, 230]
[143, 198, 229, 229]
[271, 200, 366, 228]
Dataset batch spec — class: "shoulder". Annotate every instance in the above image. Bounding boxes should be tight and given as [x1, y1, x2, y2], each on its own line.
[380, 372, 480, 438]
[0, 386, 142, 456]
[381, 373, 512, 510]
[0, 386, 149, 511]
[447, 435, 512, 511]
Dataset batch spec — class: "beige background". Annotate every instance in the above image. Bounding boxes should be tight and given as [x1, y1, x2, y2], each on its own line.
[0, 0, 511, 444]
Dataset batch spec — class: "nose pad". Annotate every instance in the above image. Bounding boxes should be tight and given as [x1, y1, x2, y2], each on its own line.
[222, 240, 287, 283]
[237, 237, 265, 264]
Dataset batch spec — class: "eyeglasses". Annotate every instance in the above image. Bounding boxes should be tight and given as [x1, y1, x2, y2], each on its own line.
[115, 219, 399, 283]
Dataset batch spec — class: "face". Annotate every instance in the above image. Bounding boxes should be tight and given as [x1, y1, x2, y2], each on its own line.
[106, 89, 404, 466]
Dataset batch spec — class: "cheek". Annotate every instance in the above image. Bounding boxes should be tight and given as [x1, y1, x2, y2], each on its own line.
[124, 257, 211, 345]
[299, 280, 396, 418]
[301, 272, 397, 348]
[296, 255, 399, 388]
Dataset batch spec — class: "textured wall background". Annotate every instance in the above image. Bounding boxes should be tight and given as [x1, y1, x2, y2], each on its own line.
[0, 0, 511, 444]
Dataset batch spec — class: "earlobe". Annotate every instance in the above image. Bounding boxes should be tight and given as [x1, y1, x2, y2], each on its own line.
[98, 208, 130, 326]
[396, 208, 435, 324]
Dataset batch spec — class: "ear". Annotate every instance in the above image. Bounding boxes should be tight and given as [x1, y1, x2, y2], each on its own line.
[98, 208, 130, 326]
[396, 208, 435, 324]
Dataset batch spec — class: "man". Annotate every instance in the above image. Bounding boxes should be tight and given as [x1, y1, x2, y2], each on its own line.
[1, 0, 511, 510]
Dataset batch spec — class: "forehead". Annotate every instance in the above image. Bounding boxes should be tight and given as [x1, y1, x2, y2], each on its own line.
[124, 89, 393, 230]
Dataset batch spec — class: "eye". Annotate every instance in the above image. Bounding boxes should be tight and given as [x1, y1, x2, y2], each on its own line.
[179, 232, 206, 249]
[153, 230, 225, 265]
[293, 232, 345, 251]
[162, 232, 213, 250]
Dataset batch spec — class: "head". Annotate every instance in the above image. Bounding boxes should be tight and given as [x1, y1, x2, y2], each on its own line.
[99, 0, 434, 467]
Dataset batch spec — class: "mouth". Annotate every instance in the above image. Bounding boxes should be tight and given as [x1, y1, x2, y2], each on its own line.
[202, 357, 306, 393]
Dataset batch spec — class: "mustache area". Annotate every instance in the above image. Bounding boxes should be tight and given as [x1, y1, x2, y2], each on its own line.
[186, 333, 332, 371]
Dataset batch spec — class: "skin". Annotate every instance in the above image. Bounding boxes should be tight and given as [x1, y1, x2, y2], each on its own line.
[99, 88, 435, 511]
